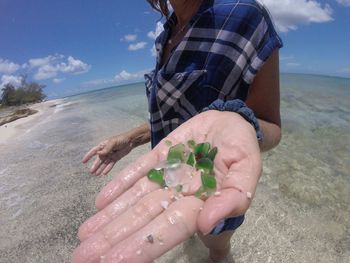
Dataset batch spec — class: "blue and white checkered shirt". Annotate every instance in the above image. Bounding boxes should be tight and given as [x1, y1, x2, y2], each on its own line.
[145, 0, 283, 148]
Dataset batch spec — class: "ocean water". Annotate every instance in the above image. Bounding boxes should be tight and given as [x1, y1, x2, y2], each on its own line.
[0, 74, 349, 262]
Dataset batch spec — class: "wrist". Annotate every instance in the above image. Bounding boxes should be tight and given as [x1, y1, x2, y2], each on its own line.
[128, 124, 151, 148]
[202, 99, 263, 141]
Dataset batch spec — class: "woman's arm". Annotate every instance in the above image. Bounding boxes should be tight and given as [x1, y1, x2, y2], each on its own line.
[82, 122, 151, 175]
[245, 49, 282, 152]
[129, 122, 151, 147]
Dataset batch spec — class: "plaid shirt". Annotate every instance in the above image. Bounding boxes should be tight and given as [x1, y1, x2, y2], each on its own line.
[145, 0, 283, 148]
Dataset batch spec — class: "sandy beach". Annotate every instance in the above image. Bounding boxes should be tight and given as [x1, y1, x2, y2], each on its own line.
[0, 75, 349, 263]
[0, 100, 63, 144]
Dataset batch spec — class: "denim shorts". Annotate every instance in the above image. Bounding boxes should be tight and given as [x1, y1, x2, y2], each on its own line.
[210, 215, 245, 235]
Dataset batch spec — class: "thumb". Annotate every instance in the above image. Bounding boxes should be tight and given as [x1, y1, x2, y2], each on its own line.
[197, 188, 249, 235]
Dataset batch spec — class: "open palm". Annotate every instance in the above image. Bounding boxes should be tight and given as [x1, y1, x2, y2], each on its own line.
[73, 110, 262, 263]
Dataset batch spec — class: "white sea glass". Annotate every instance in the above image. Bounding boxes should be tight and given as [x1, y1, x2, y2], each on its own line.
[163, 163, 194, 188]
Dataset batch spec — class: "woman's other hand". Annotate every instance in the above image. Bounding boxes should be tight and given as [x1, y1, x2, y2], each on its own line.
[82, 133, 133, 176]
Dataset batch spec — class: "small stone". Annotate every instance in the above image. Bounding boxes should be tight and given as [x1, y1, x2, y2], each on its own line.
[246, 191, 252, 199]
[136, 250, 142, 255]
[161, 201, 169, 209]
[146, 234, 154, 243]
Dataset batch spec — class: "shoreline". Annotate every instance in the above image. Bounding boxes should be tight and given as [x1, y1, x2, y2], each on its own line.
[0, 99, 62, 144]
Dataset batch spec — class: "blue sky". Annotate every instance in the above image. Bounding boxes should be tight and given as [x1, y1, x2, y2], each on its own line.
[0, 0, 349, 99]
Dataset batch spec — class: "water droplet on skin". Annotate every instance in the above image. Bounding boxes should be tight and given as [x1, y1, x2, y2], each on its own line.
[161, 201, 169, 209]
[136, 250, 142, 255]
[182, 184, 190, 193]
[160, 242, 164, 246]
[157, 234, 164, 242]
[214, 191, 221, 196]
[167, 211, 182, 225]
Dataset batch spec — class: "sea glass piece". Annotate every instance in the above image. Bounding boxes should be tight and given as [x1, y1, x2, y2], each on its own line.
[207, 147, 218, 161]
[201, 173, 216, 189]
[187, 140, 196, 150]
[196, 157, 214, 173]
[147, 169, 165, 186]
[186, 152, 195, 167]
[164, 163, 193, 188]
[167, 143, 186, 162]
[194, 142, 211, 160]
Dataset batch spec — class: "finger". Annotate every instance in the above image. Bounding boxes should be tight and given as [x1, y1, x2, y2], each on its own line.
[197, 155, 262, 234]
[197, 188, 248, 235]
[95, 139, 172, 210]
[82, 145, 103, 163]
[101, 196, 203, 263]
[90, 158, 103, 174]
[78, 177, 161, 241]
[94, 161, 109, 176]
[72, 189, 175, 263]
[102, 161, 115, 175]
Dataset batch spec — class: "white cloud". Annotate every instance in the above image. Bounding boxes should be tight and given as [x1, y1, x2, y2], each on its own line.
[121, 34, 137, 42]
[338, 68, 350, 74]
[114, 70, 147, 82]
[81, 78, 115, 88]
[150, 46, 157, 57]
[28, 54, 90, 80]
[53, 78, 65, 84]
[0, 58, 21, 74]
[128, 42, 147, 51]
[148, 22, 164, 56]
[337, 0, 350, 7]
[82, 69, 149, 89]
[147, 22, 164, 40]
[258, 0, 333, 32]
[0, 75, 23, 92]
[59, 56, 91, 74]
[286, 62, 301, 67]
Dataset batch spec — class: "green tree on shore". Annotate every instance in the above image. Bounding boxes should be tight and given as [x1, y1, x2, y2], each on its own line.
[1, 76, 46, 106]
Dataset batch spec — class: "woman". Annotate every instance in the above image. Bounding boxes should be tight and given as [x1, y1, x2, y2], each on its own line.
[75, 0, 283, 262]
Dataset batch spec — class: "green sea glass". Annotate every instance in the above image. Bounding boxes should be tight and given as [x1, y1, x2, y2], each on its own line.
[147, 140, 218, 199]
[147, 169, 165, 186]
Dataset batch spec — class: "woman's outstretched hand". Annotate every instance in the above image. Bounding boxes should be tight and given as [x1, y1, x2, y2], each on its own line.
[82, 133, 133, 176]
[73, 110, 262, 263]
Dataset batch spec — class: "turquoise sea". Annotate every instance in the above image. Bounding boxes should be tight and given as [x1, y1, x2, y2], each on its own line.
[0, 73, 349, 262]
